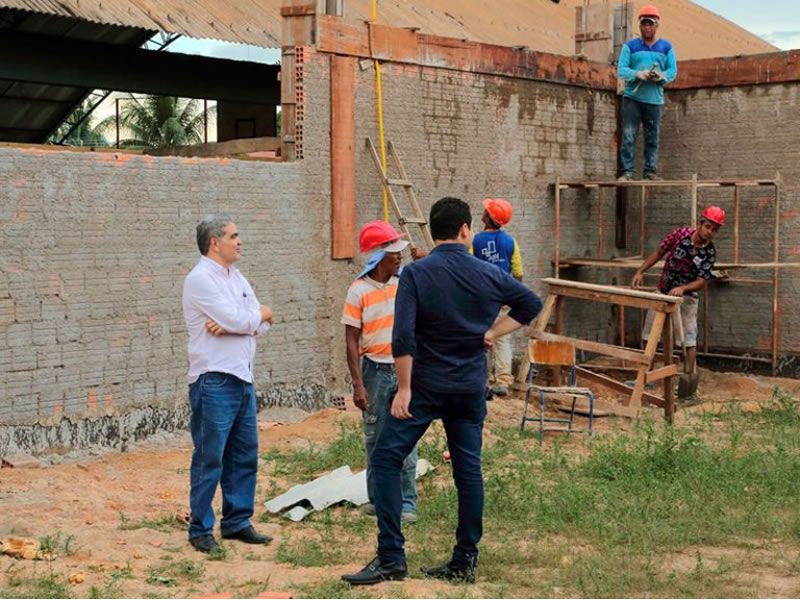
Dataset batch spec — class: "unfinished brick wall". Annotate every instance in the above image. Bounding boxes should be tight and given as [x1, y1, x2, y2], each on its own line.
[351, 62, 620, 343]
[0, 145, 347, 420]
[653, 83, 800, 359]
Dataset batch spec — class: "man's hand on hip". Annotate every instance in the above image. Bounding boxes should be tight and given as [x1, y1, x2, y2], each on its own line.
[484, 329, 495, 350]
[391, 387, 413, 420]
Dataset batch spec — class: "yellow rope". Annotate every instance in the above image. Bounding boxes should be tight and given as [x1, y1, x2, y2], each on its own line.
[372, 0, 389, 222]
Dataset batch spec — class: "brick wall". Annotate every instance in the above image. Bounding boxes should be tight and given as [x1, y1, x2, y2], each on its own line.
[0, 47, 620, 452]
[656, 83, 800, 357]
[351, 62, 620, 343]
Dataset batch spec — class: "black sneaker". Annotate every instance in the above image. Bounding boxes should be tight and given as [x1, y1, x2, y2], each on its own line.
[421, 559, 477, 584]
[341, 556, 408, 586]
[643, 172, 663, 180]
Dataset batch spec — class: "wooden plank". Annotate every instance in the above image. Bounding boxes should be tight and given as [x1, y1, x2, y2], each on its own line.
[529, 340, 575, 366]
[532, 293, 558, 333]
[559, 257, 800, 270]
[542, 278, 682, 304]
[575, 367, 665, 408]
[662, 312, 675, 423]
[316, 15, 616, 90]
[543, 283, 681, 312]
[330, 55, 356, 259]
[646, 363, 678, 384]
[146, 136, 280, 158]
[532, 331, 650, 365]
[671, 49, 800, 90]
[280, 3, 316, 16]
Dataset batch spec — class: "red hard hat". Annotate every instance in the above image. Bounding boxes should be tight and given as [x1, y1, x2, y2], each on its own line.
[701, 206, 725, 226]
[482, 198, 513, 227]
[638, 4, 661, 20]
[358, 220, 408, 254]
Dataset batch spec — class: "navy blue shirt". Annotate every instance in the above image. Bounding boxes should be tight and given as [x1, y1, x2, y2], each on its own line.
[392, 243, 542, 394]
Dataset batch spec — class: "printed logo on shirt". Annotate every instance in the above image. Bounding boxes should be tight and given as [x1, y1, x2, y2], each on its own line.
[480, 240, 501, 264]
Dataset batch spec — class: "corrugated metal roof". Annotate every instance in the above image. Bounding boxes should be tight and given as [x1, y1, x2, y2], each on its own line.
[0, 0, 283, 47]
[0, 0, 777, 57]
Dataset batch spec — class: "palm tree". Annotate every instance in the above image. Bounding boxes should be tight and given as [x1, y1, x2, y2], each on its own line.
[100, 95, 211, 149]
[48, 99, 110, 147]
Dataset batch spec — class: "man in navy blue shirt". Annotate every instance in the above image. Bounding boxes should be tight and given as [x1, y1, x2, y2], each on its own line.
[341, 197, 542, 586]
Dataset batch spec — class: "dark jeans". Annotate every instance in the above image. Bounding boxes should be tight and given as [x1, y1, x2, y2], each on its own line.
[371, 383, 486, 567]
[188, 372, 258, 539]
[620, 96, 663, 175]
[361, 358, 418, 513]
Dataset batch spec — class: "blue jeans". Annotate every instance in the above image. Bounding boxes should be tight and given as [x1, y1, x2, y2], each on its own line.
[371, 383, 486, 567]
[362, 358, 418, 514]
[188, 372, 258, 539]
[620, 96, 663, 175]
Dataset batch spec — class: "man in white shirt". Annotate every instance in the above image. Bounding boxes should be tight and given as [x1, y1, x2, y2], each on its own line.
[182, 214, 273, 554]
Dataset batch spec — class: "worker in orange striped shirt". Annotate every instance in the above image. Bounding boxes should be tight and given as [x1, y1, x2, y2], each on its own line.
[342, 221, 418, 523]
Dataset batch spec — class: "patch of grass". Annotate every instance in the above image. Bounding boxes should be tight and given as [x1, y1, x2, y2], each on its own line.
[275, 533, 349, 567]
[118, 512, 184, 533]
[264, 391, 800, 597]
[88, 564, 135, 599]
[146, 558, 204, 587]
[262, 420, 365, 479]
[0, 571, 71, 599]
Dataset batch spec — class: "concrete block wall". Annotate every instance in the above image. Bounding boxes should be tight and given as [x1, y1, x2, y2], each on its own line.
[351, 62, 620, 343]
[656, 83, 800, 358]
[0, 48, 622, 453]
[0, 50, 360, 454]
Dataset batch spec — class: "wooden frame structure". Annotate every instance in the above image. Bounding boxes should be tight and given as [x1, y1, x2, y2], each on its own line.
[552, 176, 800, 374]
[533, 278, 683, 421]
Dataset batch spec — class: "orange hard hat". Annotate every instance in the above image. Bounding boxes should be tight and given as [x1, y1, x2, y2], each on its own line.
[638, 4, 661, 20]
[482, 198, 513, 227]
[701, 206, 725, 226]
[358, 220, 409, 254]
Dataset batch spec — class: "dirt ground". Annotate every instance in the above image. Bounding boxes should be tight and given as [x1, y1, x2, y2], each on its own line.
[1, 368, 798, 598]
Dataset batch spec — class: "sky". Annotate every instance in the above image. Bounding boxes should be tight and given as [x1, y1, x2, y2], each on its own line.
[692, 0, 800, 49]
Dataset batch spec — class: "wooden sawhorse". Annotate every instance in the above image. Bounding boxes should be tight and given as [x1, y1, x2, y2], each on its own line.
[532, 278, 684, 422]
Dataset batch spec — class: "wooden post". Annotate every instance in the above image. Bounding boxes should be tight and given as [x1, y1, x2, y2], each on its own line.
[555, 176, 561, 278]
[663, 312, 674, 424]
[330, 55, 357, 259]
[772, 178, 781, 374]
[733, 184, 740, 263]
[639, 184, 646, 257]
[690, 173, 698, 228]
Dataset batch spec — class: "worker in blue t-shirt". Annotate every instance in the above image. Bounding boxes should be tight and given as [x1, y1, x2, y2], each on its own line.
[616, 4, 677, 181]
[471, 199, 523, 396]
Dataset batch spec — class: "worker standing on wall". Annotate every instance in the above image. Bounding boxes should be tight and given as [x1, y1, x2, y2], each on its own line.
[341, 221, 419, 524]
[617, 4, 677, 181]
[631, 206, 725, 376]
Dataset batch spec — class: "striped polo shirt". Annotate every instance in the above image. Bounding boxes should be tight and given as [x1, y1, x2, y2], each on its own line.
[341, 275, 398, 364]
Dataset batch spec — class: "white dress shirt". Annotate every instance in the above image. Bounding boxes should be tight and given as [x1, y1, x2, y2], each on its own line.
[182, 256, 270, 384]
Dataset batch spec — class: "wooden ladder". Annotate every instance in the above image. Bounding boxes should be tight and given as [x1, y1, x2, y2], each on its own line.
[365, 137, 434, 250]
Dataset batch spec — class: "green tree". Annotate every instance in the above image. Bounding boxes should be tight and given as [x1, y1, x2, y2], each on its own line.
[100, 95, 211, 149]
[48, 99, 110, 147]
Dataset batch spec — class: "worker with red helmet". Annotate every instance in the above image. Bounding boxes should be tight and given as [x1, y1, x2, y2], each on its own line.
[617, 4, 677, 181]
[472, 198, 524, 397]
[631, 206, 725, 377]
[341, 220, 419, 523]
